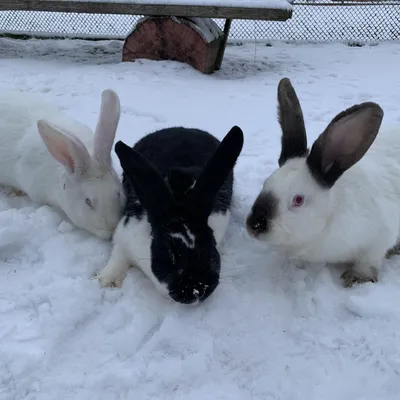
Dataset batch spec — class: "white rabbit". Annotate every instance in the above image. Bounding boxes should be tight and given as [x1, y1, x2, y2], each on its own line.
[0, 89, 125, 239]
[245, 77, 398, 288]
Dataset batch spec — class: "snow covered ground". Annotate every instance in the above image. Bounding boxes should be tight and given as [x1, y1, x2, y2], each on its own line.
[1, 38, 400, 400]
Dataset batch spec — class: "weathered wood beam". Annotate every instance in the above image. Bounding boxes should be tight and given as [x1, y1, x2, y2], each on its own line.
[0, 1, 292, 21]
[215, 18, 232, 71]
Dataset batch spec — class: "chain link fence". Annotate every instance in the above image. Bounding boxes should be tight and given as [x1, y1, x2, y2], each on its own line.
[0, 1, 399, 43]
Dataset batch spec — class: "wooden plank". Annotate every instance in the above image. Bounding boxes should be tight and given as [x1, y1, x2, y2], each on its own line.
[297, 1, 397, 5]
[215, 18, 232, 71]
[327, 0, 388, 2]
[328, 0, 388, 2]
[0, 1, 292, 21]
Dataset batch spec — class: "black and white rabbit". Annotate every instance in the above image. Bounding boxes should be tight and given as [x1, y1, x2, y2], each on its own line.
[97, 126, 244, 304]
[246, 77, 391, 288]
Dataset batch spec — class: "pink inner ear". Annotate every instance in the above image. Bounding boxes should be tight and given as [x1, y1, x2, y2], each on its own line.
[37, 120, 76, 174]
[56, 145, 75, 173]
[47, 136, 76, 173]
[50, 135, 76, 172]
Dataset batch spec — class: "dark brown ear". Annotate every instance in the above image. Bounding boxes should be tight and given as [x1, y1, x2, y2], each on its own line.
[277, 77, 308, 167]
[306, 102, 384, 188]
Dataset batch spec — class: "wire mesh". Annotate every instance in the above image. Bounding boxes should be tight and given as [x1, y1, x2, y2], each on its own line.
[0, 1, 399, 42]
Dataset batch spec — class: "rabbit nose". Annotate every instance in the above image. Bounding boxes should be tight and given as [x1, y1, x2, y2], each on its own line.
[193, 283, 206, 300]
[247, 212, 267, 235]
[193, 287, 203, 300]
[194, 282, 215, 303]
[246, 191, 278, 236]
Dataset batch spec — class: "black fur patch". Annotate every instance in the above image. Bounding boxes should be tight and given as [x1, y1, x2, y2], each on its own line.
[247, 191, 279, 236]
[278, 140, 309, 167]
[121, 127, 235, 222]
[277, 77, 308, 167]
[306, 149, 338, 189]
[122, 173, 146, 221]
[167, 167, 197, 202]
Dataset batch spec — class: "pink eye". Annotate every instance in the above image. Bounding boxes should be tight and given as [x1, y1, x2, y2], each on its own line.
[292, 194, 304, 207]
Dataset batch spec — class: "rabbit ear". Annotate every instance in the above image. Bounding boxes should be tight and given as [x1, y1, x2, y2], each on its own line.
[277, 78, 308, 167]
[37, 119, 92, 176]
[307, 102, 384, 188]
[114, 141, 175, 220]
[186, 126, 244, 217]
[93, 89, 121, 167]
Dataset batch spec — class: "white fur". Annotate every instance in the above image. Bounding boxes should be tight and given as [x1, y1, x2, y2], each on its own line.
[97, 214, 169, 296]
[208, 210, 230, 247]
[0, 90, 125, 239]
[97, 209, 231, 292]
[170, 225, 196, 248]
[252, 125, 400, 283]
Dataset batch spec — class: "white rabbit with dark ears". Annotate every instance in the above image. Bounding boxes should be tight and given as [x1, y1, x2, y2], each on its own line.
[96, 126, 244, 304]
[0, 89, 124, 239]
[245, 77, 395, 288]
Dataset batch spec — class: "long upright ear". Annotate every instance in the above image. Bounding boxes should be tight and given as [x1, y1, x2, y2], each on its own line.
[306, 102, 384, 188]
[186, 126, 244, 216]
[114, 141, 175, 220]
[93, 89, 121, 167]
[277, 77, 308, 167]
[37, 119, 92, 176]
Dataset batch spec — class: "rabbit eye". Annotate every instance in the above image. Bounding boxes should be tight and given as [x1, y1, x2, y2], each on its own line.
[85, 197, 93, 209]
[292, 194, 304, 207]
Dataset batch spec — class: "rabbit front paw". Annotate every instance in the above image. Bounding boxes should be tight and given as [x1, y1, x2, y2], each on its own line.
[341, 268, 378, 288]
[96, 271, 125, 288]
